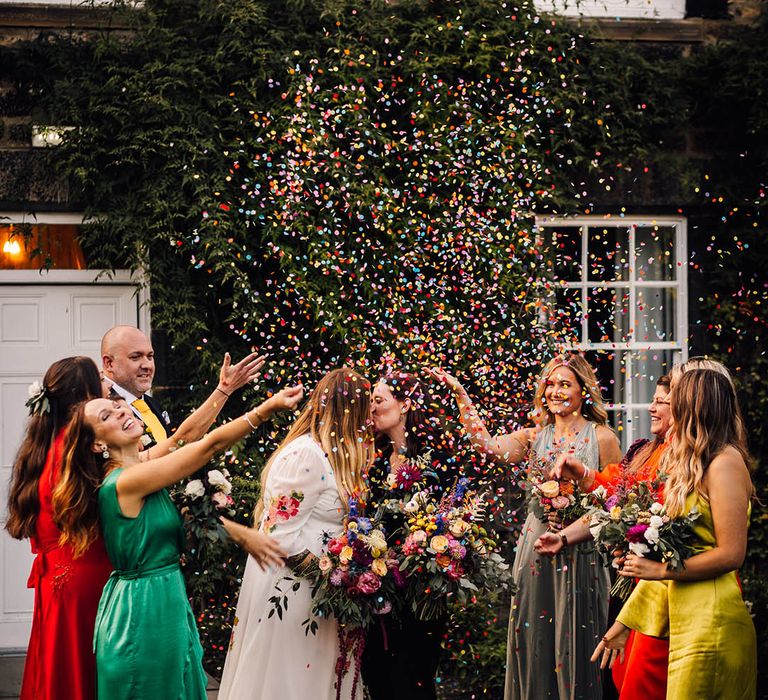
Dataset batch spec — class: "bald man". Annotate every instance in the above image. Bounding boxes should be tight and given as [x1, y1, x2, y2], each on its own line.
[101, 326, 172, 442]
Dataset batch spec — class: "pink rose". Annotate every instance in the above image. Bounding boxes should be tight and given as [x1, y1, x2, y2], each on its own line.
[402, 535, 422, 556]
[551, 495, 571, 510]
[355, 572, 382, 595]
[211, 492, 232, 510]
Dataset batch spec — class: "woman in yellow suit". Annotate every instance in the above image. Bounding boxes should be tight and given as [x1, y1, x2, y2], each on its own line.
[594, 368, 757, 699]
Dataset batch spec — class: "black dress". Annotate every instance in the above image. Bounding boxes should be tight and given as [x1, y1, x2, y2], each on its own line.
[361, 448, 460, 700]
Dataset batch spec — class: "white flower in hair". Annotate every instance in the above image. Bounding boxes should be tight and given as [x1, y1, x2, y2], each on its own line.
[25, 380, 50, 416]
[184, 479, 206, 500]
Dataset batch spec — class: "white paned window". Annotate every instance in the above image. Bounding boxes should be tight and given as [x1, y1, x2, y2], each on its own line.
[536, 216, 688, 448]
[534, 0, 685, 19]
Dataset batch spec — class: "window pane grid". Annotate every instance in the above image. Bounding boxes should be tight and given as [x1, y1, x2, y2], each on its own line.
[538, 217, 687, 448]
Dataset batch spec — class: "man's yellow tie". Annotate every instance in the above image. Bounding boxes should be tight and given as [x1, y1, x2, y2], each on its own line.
[131, 398, 168, 442]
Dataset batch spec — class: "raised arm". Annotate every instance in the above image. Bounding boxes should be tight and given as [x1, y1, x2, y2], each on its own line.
[143, 351, 266, 459]
[116, 386, 304, 513]
[619, 448, 752, 583]
[429, 367, 532, 464]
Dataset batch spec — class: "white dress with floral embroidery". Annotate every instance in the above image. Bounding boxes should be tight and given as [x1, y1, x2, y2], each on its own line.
[218, 434, 353, 700]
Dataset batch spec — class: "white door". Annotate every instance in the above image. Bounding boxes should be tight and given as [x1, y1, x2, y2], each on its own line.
[0, 271, 147, 650]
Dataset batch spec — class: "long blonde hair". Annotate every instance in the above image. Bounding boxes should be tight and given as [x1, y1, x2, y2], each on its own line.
[662, 369, 752, 517]
[532, 353, 609, 426]
[670, 356, 748, 447]
[254, 368, 374, 524]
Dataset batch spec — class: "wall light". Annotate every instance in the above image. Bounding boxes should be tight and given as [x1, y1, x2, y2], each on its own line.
[3, 240, 22, 255]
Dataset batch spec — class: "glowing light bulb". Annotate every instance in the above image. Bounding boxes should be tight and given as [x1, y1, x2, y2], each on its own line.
[3, 240, 21, 255]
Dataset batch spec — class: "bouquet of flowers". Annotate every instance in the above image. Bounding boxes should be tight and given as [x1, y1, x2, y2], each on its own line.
[173, 466, 235, 545]
[396, 477, 511, 621]
[270, 500, 401, 700]
[523, 450, 594, 527]
[298, 501, 403, 631]
[587, 478, 700, 600]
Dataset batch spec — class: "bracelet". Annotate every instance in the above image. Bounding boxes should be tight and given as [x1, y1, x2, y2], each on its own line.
[559, 533, 569, 549]
[582, 465, 591, 481]
[216, 387, 231, 398]
[243, 407, 267, 430]
[243, 411, 258, 430]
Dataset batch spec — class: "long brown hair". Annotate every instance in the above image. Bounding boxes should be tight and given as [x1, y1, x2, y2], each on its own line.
[662, 370, 752, 518]
[375, 371, 450, 459]
[5, 357, 102, 540]
[254, 368, 374, 524]
[532, 353, 609, 426]
[626, 374, 671, 472]
[51, 402, 105, 556]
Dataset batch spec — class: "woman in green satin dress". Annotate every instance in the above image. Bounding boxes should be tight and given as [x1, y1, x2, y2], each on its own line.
[55, 387, 303, 699]
[594, 369, 757, 700]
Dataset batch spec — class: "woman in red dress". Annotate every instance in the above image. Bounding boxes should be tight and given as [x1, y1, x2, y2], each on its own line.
[6, 357, 111, 700]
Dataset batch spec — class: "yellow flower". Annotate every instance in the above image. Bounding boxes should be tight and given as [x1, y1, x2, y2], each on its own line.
[371, 558, 388, 577]
[538, 480, 561, 499]
[610, 506, 622, 521]
[340, 545, 354, 563]
[366, 530, 387, 552]
[430, 535, 449, 553]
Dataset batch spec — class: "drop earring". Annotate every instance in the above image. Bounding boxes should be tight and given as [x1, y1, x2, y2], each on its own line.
[102, 447, 110, 460]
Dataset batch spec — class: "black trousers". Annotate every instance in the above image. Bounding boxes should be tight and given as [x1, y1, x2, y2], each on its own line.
[361, 609, 446, 700]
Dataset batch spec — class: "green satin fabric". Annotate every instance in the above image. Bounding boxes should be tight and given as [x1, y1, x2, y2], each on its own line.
[618, 493, 756, 699]
[94, 469, 207, 699]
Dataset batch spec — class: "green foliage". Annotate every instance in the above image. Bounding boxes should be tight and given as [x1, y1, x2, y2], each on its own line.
[439, 590, 510, 698]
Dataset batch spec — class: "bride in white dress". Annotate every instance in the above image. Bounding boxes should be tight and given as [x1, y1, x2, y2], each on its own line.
[218, 368, 374, 700]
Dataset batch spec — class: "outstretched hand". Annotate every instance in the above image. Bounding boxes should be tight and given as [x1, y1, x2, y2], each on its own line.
[269, 385, 304, 412]
[591, 621, 630, 669]
[534, 531, 564, 557]
[218, 351, 267, 395]
[427, 367, 464, 392]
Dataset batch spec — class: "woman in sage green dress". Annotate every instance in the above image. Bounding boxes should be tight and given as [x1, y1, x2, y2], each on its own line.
[432, 354, 622, 700]
[55, 386, 303, 699]
[594, 369, 756, 699]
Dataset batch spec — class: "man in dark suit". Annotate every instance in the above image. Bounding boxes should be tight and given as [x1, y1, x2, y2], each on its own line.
[101, 325, 172, 443]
